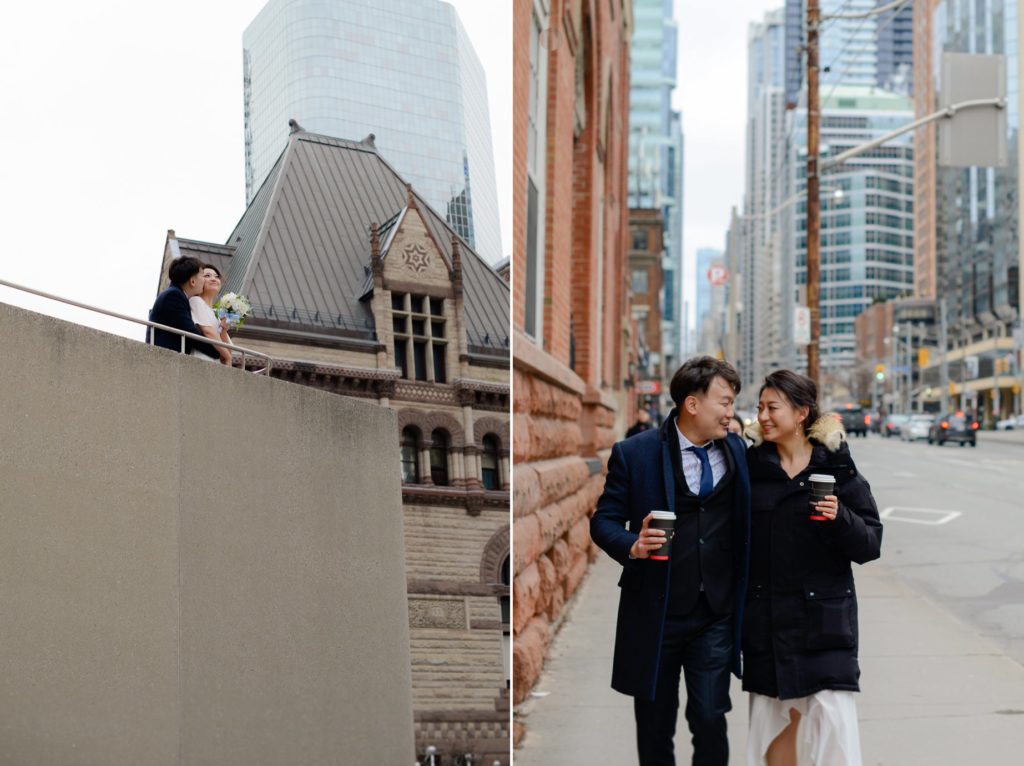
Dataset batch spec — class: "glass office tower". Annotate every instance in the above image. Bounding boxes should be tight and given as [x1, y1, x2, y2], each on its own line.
[243, 0, 501, 262]
[628, 0, 683, 370]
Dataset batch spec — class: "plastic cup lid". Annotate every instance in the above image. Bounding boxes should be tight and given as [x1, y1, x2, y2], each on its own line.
[808, 474, 835, 484]
[650, 510, 676, 520]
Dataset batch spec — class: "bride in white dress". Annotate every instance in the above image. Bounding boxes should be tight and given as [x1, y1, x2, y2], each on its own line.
[189, 265, 233, 365]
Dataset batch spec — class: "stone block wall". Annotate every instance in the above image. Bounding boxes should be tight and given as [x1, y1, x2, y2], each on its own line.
[0, 302, 415, 765]
[511, 340, 619, 732]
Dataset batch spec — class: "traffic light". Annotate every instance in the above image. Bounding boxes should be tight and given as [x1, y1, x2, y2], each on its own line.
[874, 363, 885, 382]
[918, 348, 930, 368]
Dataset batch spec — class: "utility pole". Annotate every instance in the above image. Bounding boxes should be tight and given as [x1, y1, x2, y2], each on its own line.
[806, 0, 822, 384]
[940, 298, 950, 413]
[904, 322, 913, 412]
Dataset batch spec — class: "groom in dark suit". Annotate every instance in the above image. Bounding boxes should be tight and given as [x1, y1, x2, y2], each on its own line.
[591, 356, 751, 766]
[147, 256, 217, 359]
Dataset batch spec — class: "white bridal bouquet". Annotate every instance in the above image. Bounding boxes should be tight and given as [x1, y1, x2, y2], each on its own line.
[213, 292, 253, 330]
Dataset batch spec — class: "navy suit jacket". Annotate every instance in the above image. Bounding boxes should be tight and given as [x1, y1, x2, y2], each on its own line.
[590, 412, 751, 700]
[147, 285, 217, 358]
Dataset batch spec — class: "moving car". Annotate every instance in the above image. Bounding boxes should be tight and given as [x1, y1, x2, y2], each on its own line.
[927, 411, 979, 447]
[883, 413, 910, 438]
[900, 414, 934, 441]
[839, 405, 869, 437]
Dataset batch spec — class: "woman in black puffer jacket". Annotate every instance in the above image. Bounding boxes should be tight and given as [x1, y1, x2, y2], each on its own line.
[743, 370, 882, 766]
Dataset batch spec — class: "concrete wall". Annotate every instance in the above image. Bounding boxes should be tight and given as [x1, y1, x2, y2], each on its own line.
[0, 303, 415, 765]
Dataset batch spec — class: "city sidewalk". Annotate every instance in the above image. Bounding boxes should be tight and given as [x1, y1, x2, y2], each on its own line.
[514, 554, 1024, 764]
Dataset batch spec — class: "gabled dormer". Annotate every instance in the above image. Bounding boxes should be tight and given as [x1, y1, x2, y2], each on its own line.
[362, 186, 469, 384]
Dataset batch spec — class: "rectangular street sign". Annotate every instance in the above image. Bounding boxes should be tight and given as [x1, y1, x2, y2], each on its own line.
[939, 52, 1007, 167]
[636, 380, 660, 394]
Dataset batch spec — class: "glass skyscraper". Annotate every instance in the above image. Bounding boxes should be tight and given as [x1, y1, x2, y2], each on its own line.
[628, 0, 683, 370]
[783, 1, 915, 101]
[243, 0, 501, 262]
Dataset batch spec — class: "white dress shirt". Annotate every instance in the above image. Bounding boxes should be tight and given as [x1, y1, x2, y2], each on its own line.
[674, 421, 727, 496]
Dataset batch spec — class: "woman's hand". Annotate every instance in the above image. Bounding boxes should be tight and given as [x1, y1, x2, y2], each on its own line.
[629, 513, 666, 559]
[813, 495, 839, 521]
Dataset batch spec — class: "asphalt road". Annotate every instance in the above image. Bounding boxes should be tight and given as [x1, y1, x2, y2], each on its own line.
[847, 430, 1024, 667]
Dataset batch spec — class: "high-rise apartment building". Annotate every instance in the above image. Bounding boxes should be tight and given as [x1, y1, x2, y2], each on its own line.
[877, 0, 914, 95]
[918, 0, 1021, 423]
[242, 0, 502, 262]
[629, 0, 683, 376]
[787, 86, 915, 374]
[663, 109, 684, 370]
[820, 0, 879, 88]
[737, 8, 789, 395]
[784, 1, 914, 100]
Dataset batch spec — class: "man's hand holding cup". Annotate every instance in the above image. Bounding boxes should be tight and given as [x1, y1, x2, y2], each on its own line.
[630, 511, 676, 560]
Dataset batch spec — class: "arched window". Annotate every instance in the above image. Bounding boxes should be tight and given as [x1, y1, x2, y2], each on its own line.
[430, 429, 449, 486]
[480, 434, 500, 490]
[500, 554, 510, 689]
[400, 426, 420, 483]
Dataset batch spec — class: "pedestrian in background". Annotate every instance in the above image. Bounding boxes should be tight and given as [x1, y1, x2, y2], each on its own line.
[744, 370, 882, 766]
[626, 408, 654, 438]
[591, 356, 751, 766]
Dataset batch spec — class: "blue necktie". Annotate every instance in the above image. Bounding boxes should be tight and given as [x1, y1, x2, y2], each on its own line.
[687, 445, 714, 499]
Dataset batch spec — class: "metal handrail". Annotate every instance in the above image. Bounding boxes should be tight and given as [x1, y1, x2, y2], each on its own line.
[0, 277, 273, 376]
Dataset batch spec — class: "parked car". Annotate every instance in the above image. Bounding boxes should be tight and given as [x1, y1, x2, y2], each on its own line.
[839, 405, 869, 437]
[995, 414, 1024, 431]
[927, 411, 979, 447]
[883, 413, 910, 438]
[900, 414, 934, 441]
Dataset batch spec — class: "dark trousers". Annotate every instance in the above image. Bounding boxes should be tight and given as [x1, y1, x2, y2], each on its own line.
[634, 595, 733, 766]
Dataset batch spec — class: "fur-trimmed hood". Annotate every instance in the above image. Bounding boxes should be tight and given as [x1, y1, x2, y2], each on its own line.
[745, 413, 847, 451]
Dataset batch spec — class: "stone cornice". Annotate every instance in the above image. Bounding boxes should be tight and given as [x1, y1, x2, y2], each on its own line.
[271, 359, 400, 380]
[414, 710, 509, 723]
[511, 329, 586, 395]
[453, 377, 510, 395]
[583, 384, 620, 413]
[402, 485, 509, 514]
[407, 578, 509, 597]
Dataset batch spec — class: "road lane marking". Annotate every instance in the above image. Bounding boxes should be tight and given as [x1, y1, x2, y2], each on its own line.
[880, 506, 962, 525]
[893, 471, 916, 478]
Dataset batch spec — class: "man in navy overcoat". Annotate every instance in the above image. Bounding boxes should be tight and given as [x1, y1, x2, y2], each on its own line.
[147, 256, 217, 359]
[591, 356, 751, 766]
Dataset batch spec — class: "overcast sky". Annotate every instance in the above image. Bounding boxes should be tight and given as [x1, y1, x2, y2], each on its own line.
[677, 0, 782, 336]
[1, 0, 783, 346]
[0, 0, 510, 338]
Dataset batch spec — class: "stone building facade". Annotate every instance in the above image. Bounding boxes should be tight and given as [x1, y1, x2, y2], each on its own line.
[159, 127, 510, 765]
[512, 0, 634, 743]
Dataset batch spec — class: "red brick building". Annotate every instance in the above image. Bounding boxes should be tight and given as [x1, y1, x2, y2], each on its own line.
[511, 0, 633, 740]
[628, 208, 666, 409]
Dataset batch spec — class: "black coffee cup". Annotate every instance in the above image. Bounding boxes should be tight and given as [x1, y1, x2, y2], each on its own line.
[648, 511, 676, 560]
[808, 474, 835, 521]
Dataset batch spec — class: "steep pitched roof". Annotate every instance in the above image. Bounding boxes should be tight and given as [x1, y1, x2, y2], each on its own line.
[221, 131, 509, 349]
